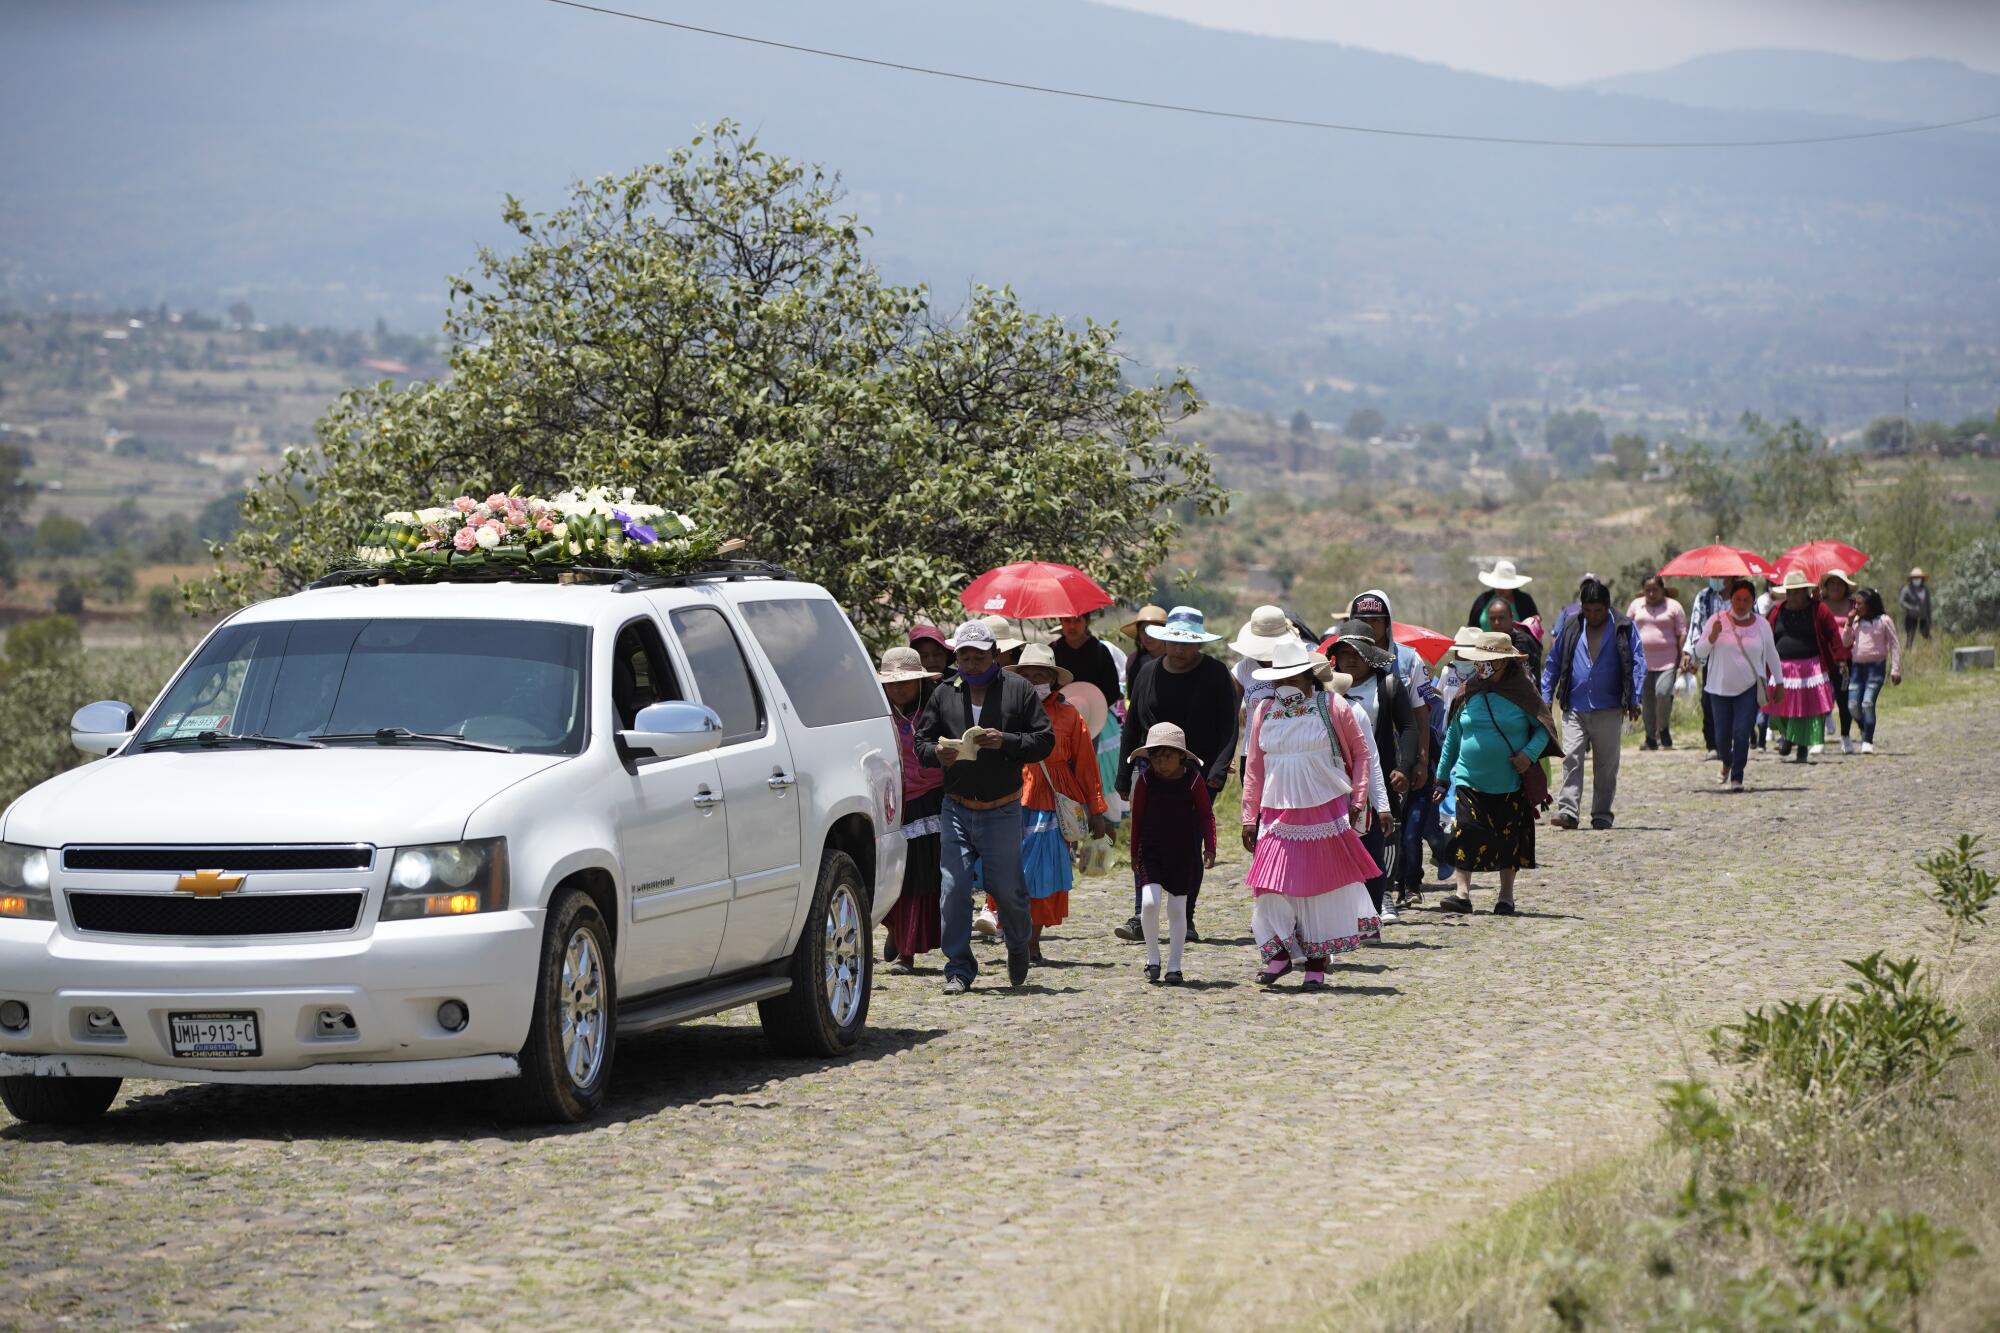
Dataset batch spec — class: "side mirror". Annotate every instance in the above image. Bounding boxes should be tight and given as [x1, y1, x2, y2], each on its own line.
[618, 701, 724, 761]
[71, 700, 137, 756]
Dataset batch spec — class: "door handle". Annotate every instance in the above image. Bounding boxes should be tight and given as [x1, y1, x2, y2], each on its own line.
[767, 770, 797, 791]
[693, 787, 722, 811]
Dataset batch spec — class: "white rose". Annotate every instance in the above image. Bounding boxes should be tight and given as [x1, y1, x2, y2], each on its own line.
[474, 526, 501, 550]
[551, 522, 567, 541]
[677, 513, 695, 532]
[383, 511, 419, 524]
[415, 507, 451, 524]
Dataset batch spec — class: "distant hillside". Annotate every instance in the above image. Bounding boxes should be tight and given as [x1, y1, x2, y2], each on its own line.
[4, 1, 1998, 423]
[1590, 49, 2000, 134]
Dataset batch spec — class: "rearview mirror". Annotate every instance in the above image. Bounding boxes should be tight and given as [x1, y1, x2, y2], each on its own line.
[71, 700, 137, 756]
[619, 701, 724, 761]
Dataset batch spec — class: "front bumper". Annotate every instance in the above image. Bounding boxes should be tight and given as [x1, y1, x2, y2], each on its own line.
[0, 911, 542, 1081]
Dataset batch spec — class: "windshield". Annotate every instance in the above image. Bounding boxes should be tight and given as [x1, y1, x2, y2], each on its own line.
[139, 618, 589, 754]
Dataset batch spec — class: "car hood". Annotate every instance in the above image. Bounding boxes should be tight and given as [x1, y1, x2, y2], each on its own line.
[1, 747, 570, 849]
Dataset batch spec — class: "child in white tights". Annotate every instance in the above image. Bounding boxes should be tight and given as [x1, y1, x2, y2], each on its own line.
[1127, 723, 1217, 985]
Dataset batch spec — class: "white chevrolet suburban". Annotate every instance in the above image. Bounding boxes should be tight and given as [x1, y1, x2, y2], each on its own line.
[0, 563, 904, 1124]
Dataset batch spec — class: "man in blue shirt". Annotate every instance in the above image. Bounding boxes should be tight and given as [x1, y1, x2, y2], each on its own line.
[1540, 577, 1644, 830]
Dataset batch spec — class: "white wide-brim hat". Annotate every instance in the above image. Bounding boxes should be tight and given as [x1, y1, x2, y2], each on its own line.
[1228, 604, 1299, 659]
[1005, 642, 1075, 687]
[1251, 637, 1331, 681]
[1779, 569, 1814, 593]
[1151, 604, 1222, 644]
[1452, 630, 1526, 662]
[1478, 558, 1533, 590]
[979, 613, 1028, 653]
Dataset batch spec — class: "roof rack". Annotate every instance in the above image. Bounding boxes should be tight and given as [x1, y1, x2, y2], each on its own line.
[305, 559, 797, 593]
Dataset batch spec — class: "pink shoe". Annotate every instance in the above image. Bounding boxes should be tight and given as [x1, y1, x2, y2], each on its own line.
[1257, 957, 1294, 986]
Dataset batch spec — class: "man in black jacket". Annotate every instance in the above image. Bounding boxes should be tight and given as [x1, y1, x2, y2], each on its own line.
[1115, 605, 1239, 940]
[914, 620, 1055, 994]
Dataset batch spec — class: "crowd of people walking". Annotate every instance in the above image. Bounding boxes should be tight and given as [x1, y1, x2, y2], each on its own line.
[876, 556, 1933, 994]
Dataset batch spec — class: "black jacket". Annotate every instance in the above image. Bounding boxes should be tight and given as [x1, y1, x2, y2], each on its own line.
[914, 672, 1055, 803]
[1117, 654, 1239, 795]
[1354, 669, 1419, 793]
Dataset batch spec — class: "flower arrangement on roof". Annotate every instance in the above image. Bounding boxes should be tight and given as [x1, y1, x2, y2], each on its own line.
[355, 486, 725, 577]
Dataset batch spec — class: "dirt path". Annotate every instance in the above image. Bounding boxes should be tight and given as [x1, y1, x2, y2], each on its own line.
[6, 692, 1999, 1331]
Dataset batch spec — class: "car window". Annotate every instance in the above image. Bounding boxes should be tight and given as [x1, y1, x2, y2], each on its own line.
[734, 597, 886, 729]
[667, 606, 766, 745]
[610, 619, 680, 731]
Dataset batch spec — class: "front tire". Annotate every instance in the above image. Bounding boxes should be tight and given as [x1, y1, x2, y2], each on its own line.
[0, 1075, 122, 1125]
[508, 890, 616, 1123]
[760, 851, 871, 1056]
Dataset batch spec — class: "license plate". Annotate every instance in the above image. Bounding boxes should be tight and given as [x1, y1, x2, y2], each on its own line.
[169, 1010, 261, 1059]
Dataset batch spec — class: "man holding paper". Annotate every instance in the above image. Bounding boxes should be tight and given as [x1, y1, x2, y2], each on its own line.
[914, 620, 1056, 994]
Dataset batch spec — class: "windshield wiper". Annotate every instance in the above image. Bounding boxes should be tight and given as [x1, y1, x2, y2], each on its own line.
[311, 727, 513, 753]
[141, 731, 325, 751]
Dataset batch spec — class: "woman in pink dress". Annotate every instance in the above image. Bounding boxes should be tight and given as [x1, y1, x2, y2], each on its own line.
[1241, 639, 1382, 990]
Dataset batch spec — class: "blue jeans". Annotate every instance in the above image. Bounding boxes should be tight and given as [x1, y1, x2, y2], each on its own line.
[1848, 660, 1887, 743]
[1712, 686, 1760, 782]
[939, 796, 1030, 982]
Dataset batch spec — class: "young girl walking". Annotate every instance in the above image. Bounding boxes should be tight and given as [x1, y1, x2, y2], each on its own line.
[1127, 723, 1217, 985]
[1241, 639, 1382, 990]
[1841, 587, 1902, 754]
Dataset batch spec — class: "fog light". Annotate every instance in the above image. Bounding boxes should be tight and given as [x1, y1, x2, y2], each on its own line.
[0, 1000, 27, 1032]
[85, 1008, 122, 1035]
[436, 1000, 469, 1032]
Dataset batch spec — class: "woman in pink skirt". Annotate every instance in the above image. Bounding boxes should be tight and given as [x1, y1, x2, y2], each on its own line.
[1241, 638, 1382, 990]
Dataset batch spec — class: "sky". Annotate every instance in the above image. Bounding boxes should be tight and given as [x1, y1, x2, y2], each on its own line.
[1102, 0, 2000, 83]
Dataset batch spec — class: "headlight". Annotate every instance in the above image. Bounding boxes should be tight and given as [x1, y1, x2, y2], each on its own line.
[0, 844, 55, 921]
[381, 838, 507, 920]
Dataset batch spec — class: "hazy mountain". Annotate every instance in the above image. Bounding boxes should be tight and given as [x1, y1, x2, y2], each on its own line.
[3, 1, 1997, 422]
[1590, 49, 2000, 134]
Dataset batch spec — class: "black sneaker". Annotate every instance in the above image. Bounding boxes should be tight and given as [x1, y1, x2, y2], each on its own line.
[1113, 915, 1143, 942]
[1660, 732, 1674, 750]
[1007, 951, 1030, 988]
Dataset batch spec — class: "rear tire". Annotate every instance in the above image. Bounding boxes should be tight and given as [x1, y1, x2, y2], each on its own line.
[760, 851, 871, 1057]
[508, 890, 616, 1123]
[0, 1075, 122, 1125]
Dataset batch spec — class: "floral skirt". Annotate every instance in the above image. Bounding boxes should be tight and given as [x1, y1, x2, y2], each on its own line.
[1252, 885, 1379, 962]
[1246, 800, 1381, 898]
[1446, 786, 1536, 873]
[883, 790, 943, 959]
[1765, 657, 1833, 719]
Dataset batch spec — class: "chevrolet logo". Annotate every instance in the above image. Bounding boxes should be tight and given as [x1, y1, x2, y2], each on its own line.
[174, 870, 246, 897]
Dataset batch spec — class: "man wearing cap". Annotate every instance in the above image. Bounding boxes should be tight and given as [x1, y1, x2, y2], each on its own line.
[1540, 577, 1644, 830]
[1900, 569, 1933, 641]
[913, 620, 1056, 994]
[1116, 606, 1239, 940]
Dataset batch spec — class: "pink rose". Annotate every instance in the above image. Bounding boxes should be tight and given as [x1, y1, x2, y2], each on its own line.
[452, 526, 479, 552]
[483, 517, 505, 533]
[485, 493, 509, 510]
[452, 496, 478, 514]
[536, 516, 555, 533]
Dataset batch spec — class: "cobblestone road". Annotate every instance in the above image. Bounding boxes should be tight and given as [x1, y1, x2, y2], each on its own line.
[6, 696, 1997, 1331]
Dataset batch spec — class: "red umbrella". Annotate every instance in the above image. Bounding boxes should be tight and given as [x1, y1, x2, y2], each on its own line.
[1775, 540, 1869, 584]
[1658, 544, 1776, 579]
[1391, 621, 1457, 666]
[960, 561, 1113, 619]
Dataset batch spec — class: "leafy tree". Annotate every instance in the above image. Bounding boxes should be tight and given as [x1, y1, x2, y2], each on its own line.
[1666, 440, 1744, 541]
[97, 550, 138, 603]
[1545, 409, 1606, 474]
[1940, 538, 2000, 634]
[35, 512, 88, 557]
[197, 126, 1223, 642]
[196, 490, 248, 546]
[1861, 416, 1910, 454]
[1744, 414, 1850, 528]
[1289, 409, 1312, 436]
[1343, 407, 1386, 441]
[3, 614, 82, 673]
[144, 584, 183, 632]
[1861, 462, 1959, 594]
[1608, 432, 1648, 480]
[52, 579, 86, 615]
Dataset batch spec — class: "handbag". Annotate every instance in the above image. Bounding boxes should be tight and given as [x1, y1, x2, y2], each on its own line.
[1483, 696, 1552, 813]
[1036, 761, 1090, 845]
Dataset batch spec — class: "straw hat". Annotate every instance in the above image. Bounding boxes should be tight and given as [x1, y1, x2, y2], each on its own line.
[1452, 630, 1526, 662]
[1060, 681, 1109, 737]
[1820, 568, 1853, 589]
[1006, 642, 1075, 688]
[1478, 559, 1533, 590]
[1251, 636, 1331, 682]
[1151, 605, 1223, 645]
[875, 645, 940, 684]
[1324, 619, 1396, 672]
[1778, 569, 1814, 594]
[1118, 604, 1169, 642]
[1437, 625, 1484, 668]
[1908, 567, 1927, 579]
[979, 613, 1027, 653]
[1228, 604, 1301, 659]
[1138, 721, 1202, 766]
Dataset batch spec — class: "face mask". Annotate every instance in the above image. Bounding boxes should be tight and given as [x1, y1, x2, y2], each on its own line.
[1707, 577, 1726, 593]
[961, 663, 1002, 687]
[1475, 663, 1497, 680]
[1031, 682, 1052, 700]
[1273, 685, 1307, 707]
[1913, 579, 1924, 588]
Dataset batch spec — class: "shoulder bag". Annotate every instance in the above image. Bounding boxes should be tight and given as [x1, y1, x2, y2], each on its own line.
[1482, 695, 1551, 813]
[1722, 616, 1771, 709]
[1036, 759, 1090, 846]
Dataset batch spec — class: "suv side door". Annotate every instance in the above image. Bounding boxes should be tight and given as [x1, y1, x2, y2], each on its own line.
[604, 615, 731, 994]
[657, 598, 805, 972]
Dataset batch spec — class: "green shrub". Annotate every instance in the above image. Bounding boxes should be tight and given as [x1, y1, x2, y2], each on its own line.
[1939, 536, 2000, 634]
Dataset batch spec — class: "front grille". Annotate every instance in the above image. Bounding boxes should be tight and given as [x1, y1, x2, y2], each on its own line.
[66, 892, 366, 937]
[63, 846, 374, 873]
